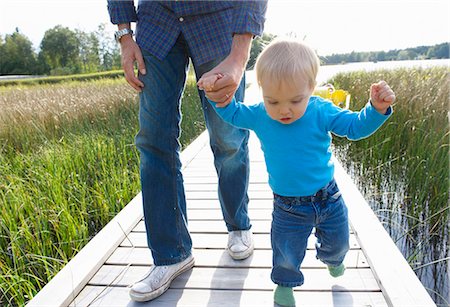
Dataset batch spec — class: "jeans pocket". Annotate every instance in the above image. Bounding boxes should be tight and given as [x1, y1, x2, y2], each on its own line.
[273, 196, 295, 213]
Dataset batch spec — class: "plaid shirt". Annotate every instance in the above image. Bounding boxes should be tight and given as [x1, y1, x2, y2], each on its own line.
[107, 1, 267, 66]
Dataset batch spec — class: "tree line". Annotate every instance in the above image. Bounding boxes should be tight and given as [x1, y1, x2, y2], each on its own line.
[0, 25, 448, 76]
[319, 43, 449, 65]
[0, 25, 121, 76]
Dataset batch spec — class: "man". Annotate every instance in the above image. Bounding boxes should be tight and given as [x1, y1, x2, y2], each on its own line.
[107, 0, 267, 302]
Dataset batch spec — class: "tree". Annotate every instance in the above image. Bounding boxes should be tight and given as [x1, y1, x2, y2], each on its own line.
[76, 29, 100, 73]
[95, 23, 121, 71]
[0, 29, 37, 75]
[427, 43, 449, 59]
[247, 32, 276, 70]
[39, 25, 81, 75]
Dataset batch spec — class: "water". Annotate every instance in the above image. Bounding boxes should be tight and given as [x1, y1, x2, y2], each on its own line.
[321, 60, 449, 306]
[317, 58, 450, 84]
[334, 154, 449, 306]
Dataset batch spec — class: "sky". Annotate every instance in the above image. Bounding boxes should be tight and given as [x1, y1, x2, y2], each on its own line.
[0, 0, 449, 56]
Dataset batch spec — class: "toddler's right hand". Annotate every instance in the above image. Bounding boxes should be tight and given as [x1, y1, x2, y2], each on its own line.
[197, 73, 223, 92]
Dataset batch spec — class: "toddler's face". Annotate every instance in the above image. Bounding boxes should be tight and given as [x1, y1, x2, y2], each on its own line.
[261, 78, 314, 124]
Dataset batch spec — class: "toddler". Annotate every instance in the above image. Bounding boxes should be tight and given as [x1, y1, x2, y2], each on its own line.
[198, 39, 395, 307]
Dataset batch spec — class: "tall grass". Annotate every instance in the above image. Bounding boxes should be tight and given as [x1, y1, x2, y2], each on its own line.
[0, 74, 205, 306]
[330, 66, 449, 305]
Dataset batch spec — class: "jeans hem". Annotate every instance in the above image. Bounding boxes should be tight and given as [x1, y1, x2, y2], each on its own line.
[271, 279, 304, 288]
[153, 252, 192, 266]
[226, 225, 252, 232]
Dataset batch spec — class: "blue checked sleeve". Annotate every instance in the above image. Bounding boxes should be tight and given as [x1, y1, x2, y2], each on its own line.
[233, 1, 267, 36]
[107, 0, 137, 24]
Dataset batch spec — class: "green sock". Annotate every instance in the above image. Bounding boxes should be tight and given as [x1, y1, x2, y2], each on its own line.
[274, 285, 295, 307]
[328, 263, 345, 277]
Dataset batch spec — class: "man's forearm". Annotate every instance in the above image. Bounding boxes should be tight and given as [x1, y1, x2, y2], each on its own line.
[229, 33, 253, 69]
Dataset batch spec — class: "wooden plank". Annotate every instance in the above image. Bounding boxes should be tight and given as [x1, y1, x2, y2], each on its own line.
[133, 220, 353, 234]
[88, 266, 380, 291]
[105, 248, 369, 269]
[186, 190, 274, 200]
[183, 176, 268, 184]
[186, 199, 274, 209]
[70, 286, 387, 307]
[134, 220, 272, 233]
[184, 208, 272, 220]
[333, 157, 436, 306]
[184, 182, 271, 192]
[120, 232, 361, 250]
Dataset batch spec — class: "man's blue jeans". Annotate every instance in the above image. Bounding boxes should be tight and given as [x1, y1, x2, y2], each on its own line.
[271, 179, 349, 287]
[135, 35, 250, 266]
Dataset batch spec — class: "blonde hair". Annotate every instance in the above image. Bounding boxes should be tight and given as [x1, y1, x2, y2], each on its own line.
[255, 38, 320, 89]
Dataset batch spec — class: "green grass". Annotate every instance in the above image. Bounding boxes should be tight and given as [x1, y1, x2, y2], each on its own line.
[330, 66, 449, 305]
[0, 74, 205, 306]
[0, 70, 125, 87]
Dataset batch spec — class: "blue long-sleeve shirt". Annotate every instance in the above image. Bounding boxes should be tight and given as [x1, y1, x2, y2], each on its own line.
[210, 96, 392, 196]
[107, 1, 267, 66]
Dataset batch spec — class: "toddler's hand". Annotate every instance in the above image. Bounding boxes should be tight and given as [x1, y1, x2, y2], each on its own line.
[198, 73, 223, 92]
[370, 80, 395, 114]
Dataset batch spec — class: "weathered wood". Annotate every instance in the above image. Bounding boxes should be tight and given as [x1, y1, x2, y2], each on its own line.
[88, 266, 380, 291]
[185, 198, 274, 209]
[30, 124, 434, 306]
[120, 232, 360, 250]
[105, 248, 369, 269]
[185, 190, 274, 200]
[133, 220, 353, 234]
[70, 286, 388, 307]
[184, 182, 271, 192]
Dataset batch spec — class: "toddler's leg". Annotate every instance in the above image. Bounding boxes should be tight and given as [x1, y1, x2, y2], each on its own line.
[274, 285, 295, 307]
[315, 188, 350, 276]
[271, 194, 315, 307]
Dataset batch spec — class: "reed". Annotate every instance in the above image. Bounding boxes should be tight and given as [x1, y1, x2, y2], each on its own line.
[330, 66, 449, 305]
[0, 75, 205, 306]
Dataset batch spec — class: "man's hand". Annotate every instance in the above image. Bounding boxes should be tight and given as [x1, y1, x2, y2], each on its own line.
[198, 33, 252, 108]
[119, 35, 146, 92]
[370, 80, 396, 114]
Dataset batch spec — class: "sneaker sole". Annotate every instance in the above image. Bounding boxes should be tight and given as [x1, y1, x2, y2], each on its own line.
[228, 242, 255, 260]
[129, 257, 195, 302]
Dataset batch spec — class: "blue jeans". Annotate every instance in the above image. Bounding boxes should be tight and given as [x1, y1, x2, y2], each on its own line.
[135, 35, 250, 266]
[271, 179, 349, 287]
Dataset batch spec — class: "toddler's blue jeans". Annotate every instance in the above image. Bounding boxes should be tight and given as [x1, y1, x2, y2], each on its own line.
[271, 179, 349, 287]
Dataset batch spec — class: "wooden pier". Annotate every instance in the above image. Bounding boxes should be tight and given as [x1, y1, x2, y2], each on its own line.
[26, 81, 436, 306]
[26, 129, 435, 306]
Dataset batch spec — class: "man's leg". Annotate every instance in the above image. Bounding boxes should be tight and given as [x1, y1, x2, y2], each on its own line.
[194, 60, 252, 259]
[131, 36, 194, 302]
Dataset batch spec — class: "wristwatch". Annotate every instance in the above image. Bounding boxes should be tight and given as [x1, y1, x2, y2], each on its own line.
[114, 28, 133, 43]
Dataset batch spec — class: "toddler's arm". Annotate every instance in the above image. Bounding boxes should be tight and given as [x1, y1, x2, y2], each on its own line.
[370, 81, 396, 114]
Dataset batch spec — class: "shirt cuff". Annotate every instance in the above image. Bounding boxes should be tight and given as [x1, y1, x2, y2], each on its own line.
[368, 100, 393, 117]
[232, 2, 267, 36]
[107, 1, 138, 24]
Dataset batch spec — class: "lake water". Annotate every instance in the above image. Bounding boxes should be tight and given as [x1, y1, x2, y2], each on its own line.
[317, 58, 450, 84]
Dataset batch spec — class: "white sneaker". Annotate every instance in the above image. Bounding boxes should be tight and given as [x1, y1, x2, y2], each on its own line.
[129, 255, 195, 302]
[227, 230, 254, 260]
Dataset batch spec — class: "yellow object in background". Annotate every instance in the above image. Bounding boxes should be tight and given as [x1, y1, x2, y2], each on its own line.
[313, 84, 350, 109]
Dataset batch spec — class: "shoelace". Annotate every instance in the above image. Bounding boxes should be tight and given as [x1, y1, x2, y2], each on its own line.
[142, 265, 169, 288]
[229, 231, 251, 247]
